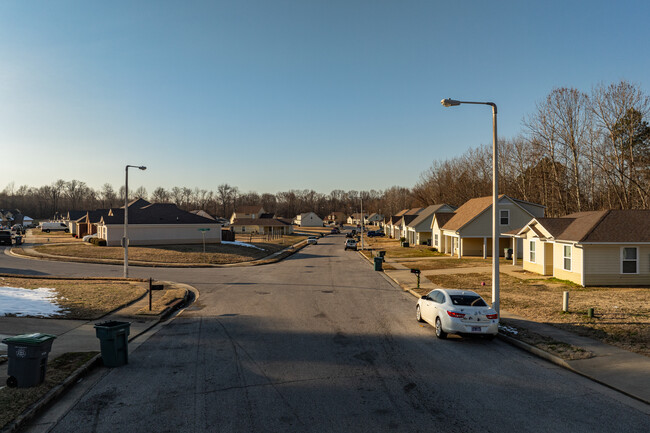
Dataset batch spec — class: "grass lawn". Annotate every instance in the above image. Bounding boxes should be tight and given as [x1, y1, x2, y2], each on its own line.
[0, 352, 97, 430]
[33, 241, 289, 265]
[397, 257, 510, 270]
[361, 237, 443, 258]
[421, 272, 650, 357]
[0, 276, 147, 319]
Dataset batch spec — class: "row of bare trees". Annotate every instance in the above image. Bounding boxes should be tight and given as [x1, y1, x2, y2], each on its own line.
[414, 80, 649, 216]
[0, 179, 416, 220]
[3, 80, 647, 220]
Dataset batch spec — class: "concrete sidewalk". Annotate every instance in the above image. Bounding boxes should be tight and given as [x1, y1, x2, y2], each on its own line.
[367, 252, 650, 405]
[0, 281, 195, 384]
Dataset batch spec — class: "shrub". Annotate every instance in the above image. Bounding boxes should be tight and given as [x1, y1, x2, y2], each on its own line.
[89, 238, 107, 246]
[399, 237, 406, 242]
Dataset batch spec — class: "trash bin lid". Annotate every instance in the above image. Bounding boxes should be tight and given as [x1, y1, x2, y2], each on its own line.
[2, 333, 56, 345]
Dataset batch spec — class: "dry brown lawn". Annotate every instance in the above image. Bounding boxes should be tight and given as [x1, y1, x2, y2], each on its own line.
[422, 272, 650, 357]
[0, 351, 97, 430]
[0, 276, 146, 319]
[234, 233, 308, 248]
[362, 237, 442, 258]
[33, 241, 287, 264]
[398, 257, 509, 270]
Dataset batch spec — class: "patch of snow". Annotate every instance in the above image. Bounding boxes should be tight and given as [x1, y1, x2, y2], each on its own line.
[498, 324, 519, 335]
[0, 286, 66, 318]
[222, 241, 264, 251]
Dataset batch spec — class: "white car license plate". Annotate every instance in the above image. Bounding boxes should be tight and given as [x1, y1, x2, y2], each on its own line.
[471, 326, 482, 332]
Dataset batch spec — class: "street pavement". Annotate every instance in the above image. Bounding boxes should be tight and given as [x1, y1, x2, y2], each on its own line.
[1, 239, 649, 432]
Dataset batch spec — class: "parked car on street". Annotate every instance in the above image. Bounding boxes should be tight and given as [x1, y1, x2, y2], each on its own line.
[83, 233, 98, 242]
[307, 236, 318, 245]
[344, 239, 357, 251]
[416, 289, 498, 339]
[40, 222, 69, 233]
[0, 230, 12, 245]
[330, 228, 340, 234]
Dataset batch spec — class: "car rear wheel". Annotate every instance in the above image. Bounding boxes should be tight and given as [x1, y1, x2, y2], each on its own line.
[435, 317, 447, 339]
[416, 305, 423, 322]
[44, 229, 50, 233]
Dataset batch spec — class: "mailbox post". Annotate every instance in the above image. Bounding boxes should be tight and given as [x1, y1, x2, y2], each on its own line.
[411, 268, 421, 289]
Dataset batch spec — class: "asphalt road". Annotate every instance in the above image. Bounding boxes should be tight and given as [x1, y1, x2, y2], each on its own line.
[3, 238, 650, 432]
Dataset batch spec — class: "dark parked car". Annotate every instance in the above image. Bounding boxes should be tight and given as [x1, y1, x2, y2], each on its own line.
[0, 230, 12, 245]
[330, 228, 340, 234]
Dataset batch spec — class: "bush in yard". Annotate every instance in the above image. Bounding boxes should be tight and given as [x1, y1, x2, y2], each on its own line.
[90, 238, 107, 246]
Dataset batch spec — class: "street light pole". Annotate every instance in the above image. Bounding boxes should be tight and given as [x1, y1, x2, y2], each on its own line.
[441, 99, 499, 314]
[124, 165, 146, 278]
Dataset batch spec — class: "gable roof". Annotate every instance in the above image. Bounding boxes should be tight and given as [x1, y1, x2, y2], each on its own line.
[407, 204, 454, 229]
[234, 206, 264, 215]
[432, 212, 454, 228]
[231, 218, 292, 227]
[101, 203, 219, 225]
[532, 210, 650, 243]
[442, 195, 536, 232]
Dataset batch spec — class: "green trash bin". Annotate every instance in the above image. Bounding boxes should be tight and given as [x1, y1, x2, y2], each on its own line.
[374, 256, 383, 271]
[2, 333, 56, 388]
[94, 321, 131, 367]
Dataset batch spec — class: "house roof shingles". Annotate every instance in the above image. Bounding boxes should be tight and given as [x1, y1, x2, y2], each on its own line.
[101, 203, 218, 225]
[407, 204, 453, 228]
[234, 206, 264, 215]
[548, 210, 650, 243]
[232, 218, 291, 227]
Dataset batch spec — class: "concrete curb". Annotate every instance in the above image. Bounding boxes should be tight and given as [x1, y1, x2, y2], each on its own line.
[0, 282, 199, 433]
[356, 250, 649, 405]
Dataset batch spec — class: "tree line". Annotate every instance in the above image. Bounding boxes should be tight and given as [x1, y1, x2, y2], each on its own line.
[2, 80, 648, 220]
[413, 80, 649, 216]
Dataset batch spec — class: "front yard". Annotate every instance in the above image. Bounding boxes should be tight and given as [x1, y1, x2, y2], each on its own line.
[418, 271, 650, 357]
[30, 241, 289, 265]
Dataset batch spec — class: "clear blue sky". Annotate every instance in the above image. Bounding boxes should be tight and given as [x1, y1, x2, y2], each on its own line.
[2, 1, 648, 195]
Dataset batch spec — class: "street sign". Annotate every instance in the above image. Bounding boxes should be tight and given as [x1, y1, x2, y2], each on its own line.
[198, 228, 211, 232]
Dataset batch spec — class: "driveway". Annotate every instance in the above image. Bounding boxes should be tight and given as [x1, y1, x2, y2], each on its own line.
[2, 244, 649, 432]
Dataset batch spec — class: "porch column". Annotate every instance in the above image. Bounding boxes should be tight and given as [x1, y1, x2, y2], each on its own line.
[457, 236, 461, 258]
[483, 237, 487, 259]
[512, 237, 517, 265]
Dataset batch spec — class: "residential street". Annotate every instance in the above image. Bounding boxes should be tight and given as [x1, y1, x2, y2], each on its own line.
[2, 238, 649, 432]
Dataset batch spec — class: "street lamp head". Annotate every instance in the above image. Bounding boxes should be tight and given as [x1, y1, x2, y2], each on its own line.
[138, 166, 147, 171]
[441, 98, 461, 107]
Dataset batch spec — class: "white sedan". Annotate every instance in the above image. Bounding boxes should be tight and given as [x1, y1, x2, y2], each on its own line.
[307, 236, 318, 245]
[416, 288, 498, 339]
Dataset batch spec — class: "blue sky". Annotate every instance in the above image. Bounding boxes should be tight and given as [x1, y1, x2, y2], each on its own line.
[2, 1, 648, 195]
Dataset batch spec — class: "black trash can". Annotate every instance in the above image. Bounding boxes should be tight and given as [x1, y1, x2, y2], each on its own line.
[94, 321, 131, 367]
[14, 235, 23, 245]
[374, 256, 383, 271]
[3, 333, 56, 388]
[505, 248, 513, 260]
[378, 250, 386, 258]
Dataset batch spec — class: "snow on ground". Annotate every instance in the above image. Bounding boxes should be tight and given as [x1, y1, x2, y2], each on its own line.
[0, 286, 66, 317]
[222, 241, 265, 251]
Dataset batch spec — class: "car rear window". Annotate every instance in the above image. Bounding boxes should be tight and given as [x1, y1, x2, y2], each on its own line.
[449, 295, 487, 307]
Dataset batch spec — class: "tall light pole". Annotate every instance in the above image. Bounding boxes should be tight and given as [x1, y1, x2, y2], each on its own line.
[124, 165, 146, 278]
[441, 98, 499, 314]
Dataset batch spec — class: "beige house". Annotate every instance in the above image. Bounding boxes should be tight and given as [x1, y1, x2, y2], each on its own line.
[294, 212, 323, 227]
[325, 212, 347, 224]
[516, 210, 650, 286]
[96, 200, 221, 246]
[386, 208, 423, 239]
[347, 213, 367, 225]
[405, 204, 455, 245]
[230, 217, 293, 235]
[230, 206, 265, 224]
[365, 213, 384, 226]
[437, 195, 545, 258]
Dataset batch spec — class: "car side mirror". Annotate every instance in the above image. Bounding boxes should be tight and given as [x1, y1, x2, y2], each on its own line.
[421, 295, 429, 300]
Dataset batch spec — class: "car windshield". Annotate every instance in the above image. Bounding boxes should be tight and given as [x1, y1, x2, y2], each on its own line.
[449, 295, 487, 307]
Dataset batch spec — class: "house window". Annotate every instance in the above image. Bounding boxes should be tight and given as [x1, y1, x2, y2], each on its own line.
[563, 245, 571, 271]
[242, 226, 246, 232]
[529, 240, 536, 263]
[434, 234, 439, 247]
[621, 247, 638, 274]
[500, 209, 510, 225]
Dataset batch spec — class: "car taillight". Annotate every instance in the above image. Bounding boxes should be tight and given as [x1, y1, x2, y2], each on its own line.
[486, 314, 498, 319]
[447, 311, 465, 318]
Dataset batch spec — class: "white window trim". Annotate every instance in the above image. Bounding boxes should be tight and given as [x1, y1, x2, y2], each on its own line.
[434, 233, 439, 247]
[563, 245, 572, 271]
[620, 246, 639, 275]
[500, 209, 510, 226]
[529, 240, 536, 263]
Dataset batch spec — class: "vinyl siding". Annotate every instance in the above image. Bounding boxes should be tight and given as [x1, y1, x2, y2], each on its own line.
[582, 245, 650, 286]
[553, 243, 582, 285]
